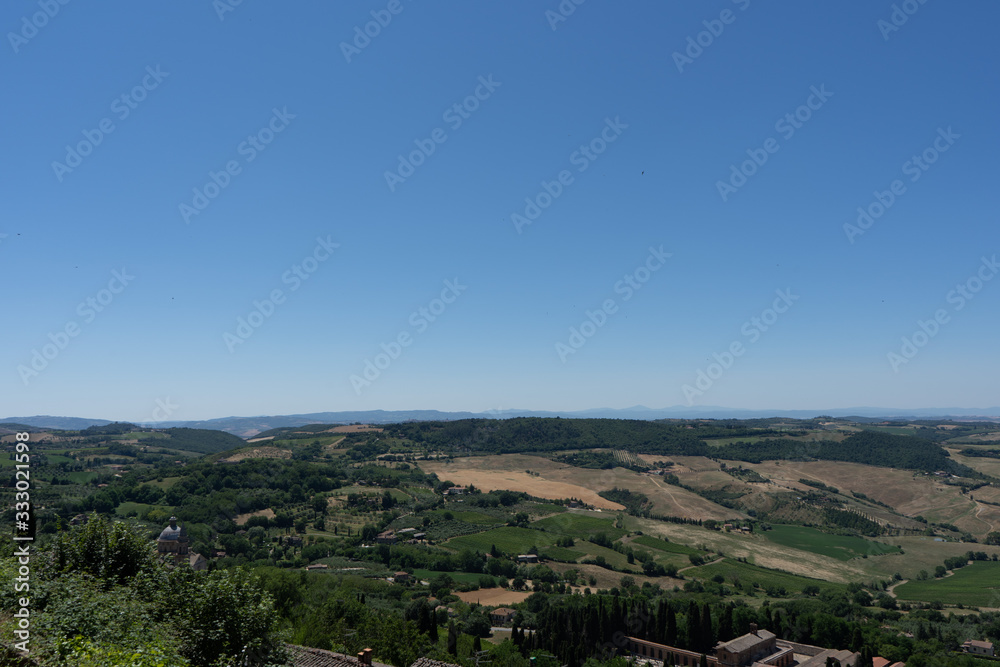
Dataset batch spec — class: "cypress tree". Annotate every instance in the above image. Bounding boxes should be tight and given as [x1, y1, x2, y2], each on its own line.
[686, 600, 700, 650]
[700, 603, 713, 651]
[418, 602, 431, 634]
[428, 603, 439, 643]
[655, 599, 668, 643]
[719, 603, 734, 641]
[665, 606, 677, 646]
[447, 620, 458, 655]
[849, 626, 863, 652]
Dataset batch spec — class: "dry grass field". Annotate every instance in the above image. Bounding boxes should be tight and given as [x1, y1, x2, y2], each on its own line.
[736, 459, 997, 536]
[972, 486, 1000, 504]
[217, 447, 292, 463]
[948, 447, 1000, 478]
[421, 454, 624, 509]
[454, 589, 531, 606]
[419, 455, 738, 519]
[637, 455, 744, 491]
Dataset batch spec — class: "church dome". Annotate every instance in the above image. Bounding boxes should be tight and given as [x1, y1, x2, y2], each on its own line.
[157, 516, 187, 542]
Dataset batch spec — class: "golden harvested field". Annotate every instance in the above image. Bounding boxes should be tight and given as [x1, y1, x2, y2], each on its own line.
[419, 455, 738, 519]
[948, 448, 1000, 478]
[421, 455, 623, 509]
[637, 455, 743, 490]
[972, 486, 1000, 504]
[744, 459, 997, 537]
[455, 589, 531, 606]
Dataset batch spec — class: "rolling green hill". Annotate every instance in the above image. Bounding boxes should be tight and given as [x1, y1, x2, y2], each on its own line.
[157, 427, 247, 454]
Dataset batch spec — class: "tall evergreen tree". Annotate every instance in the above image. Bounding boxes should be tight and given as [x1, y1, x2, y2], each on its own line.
[686, 600, 700, 650]
[665, 606, 678, 646]
[700, 603, 713, 652]
[447, 620, 458, 656]
[655, 599, 668, 643]
[429, 611, 439, 643]
[849, 627, 863, 652]
[719, 603, 734, 642]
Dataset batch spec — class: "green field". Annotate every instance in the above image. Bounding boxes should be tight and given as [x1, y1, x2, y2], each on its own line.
[446, 527, 557, 554]
[332, 486, 411, 502]
[531, 513, 626, 540]
[631, 535, 704, 556]
[540, 546, 586, 562]
[529, 503, 568, 515]
[763, 524, 902, 561]
[690, 558, 846, 596]
[66, 471, 98, 484]
[893, 561, 1000, 607]
[115, 502, 173, 517]
[434, 510, 504, 525]
[412, 569, 491, 584]
[148, 476, 183, 489]
[0, 454, 67, 467]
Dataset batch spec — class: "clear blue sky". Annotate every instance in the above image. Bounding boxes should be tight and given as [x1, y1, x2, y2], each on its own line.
[2, 1, 998, 422]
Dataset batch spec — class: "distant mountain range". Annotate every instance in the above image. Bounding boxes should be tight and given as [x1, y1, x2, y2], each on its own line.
[3, 406, 999, 437]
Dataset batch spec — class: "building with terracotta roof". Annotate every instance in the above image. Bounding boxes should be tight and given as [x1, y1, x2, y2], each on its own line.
[410, 658, 461, 667]
[284, 645, 390, 667]
[871, 658, 904, 667]
[490, 607, 516, 625]
[628, 625, 798, 667]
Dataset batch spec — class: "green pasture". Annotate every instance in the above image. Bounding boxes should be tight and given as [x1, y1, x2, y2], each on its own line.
[690, 558, 846, 596]
[632, 535, 704, 556]
[446, 527, 557, 554]
[531, 513, 626, 540]
[763, 524, 901, 561]
[893, 561, 1000, 607]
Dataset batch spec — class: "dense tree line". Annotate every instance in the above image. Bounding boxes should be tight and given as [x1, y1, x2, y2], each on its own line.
[386, 418, 711, 456]
[960, 448, 1000, 458]
[712, 431, 957, 473]
[822, 508, 885, 536]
